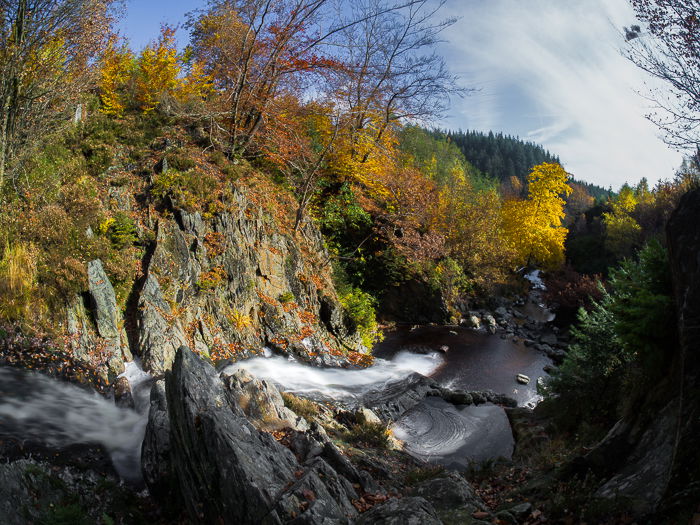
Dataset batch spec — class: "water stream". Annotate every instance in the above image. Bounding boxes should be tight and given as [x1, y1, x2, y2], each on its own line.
[0, 301, 552, 478]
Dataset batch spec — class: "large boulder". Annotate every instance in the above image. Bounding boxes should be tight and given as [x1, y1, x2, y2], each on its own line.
[137, 275, 188, 374]
[145, 346, 371, 524]
[411, 472, 486, 514]
[355, 497, 441, 525]
[362, 373, 442, 421]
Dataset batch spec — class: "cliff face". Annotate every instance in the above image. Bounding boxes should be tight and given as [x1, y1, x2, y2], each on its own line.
[64, 180, 366, 379]
[580, 188, 700, 519]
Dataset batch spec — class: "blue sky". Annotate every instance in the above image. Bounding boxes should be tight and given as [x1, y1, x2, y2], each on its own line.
[119, 0, 683, 189]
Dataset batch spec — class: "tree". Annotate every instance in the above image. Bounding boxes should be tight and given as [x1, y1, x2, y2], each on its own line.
[627, 0, 700, 148]
[0, 0, 117, 191]
[98, 38, 134, 117]
[501, 162, 572, 268]
[135, 26, 181, 113]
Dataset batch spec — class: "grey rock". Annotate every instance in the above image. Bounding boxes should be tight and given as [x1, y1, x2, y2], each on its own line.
[355, 407, 382, 425]
[166, 347, 299, 523]
[137, 274, 188, 374]
[141, 380, 176, 504]
[508, 502, 533, 518]
[87, 259, 126, 375]
[362, 373, 442, 421]
[412, 472, 486, 513]
[155, 347, 366, 524]
[224, 368, 309, 431]
[355, 497, 441, 525]
[540, 333, 558, 346]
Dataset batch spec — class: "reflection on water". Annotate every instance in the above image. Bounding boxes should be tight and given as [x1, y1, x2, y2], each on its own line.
[374, 325, 552, 406]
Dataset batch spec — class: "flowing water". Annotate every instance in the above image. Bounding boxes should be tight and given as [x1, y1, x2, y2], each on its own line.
[374, 325, 551, 407]
[223, 350, 445, 400]
[0, 362, 153, 482]
[0, 309, 552, 478]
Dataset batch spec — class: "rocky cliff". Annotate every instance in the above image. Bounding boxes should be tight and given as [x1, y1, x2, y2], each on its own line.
[569, 187, 700, 520]
[64, 181, 367, 382]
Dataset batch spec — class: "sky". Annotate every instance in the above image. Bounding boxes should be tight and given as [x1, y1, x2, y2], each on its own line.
[119, 0, 684, 189]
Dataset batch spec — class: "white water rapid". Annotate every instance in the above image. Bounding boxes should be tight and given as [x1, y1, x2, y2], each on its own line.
[0, 363, 152, 482]
[223, 350, 445, 400]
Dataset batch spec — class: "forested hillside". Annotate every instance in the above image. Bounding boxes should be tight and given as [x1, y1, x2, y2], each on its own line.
[446, 129, 559, 184]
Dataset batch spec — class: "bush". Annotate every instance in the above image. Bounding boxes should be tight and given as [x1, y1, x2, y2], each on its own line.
[281, 392, 319, 421]
[197, 266, 227, 290]
[278, 291, 295, 303]
[152, 168, 222, 214]
[546, 240, 675, 425]
[99, 212, 138, 249]
[339, 287, 383, 348]
[343, 421, 392, 449]
[544, 266, 604, 325]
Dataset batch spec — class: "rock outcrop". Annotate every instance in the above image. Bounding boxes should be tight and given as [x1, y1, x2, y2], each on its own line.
[65, 185, 368, 379]
[143, 346, 404, 524]
[575, 188, 700, 518]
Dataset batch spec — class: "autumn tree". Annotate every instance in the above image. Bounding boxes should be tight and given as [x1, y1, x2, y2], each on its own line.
[331, 0, 464, 177]
[134, 26, 181, 113]
[627, 0, 700, 148]
[188, 0, 343, 157]
[0, 0, 117, 191]
[98, 38, 134, 117]
[502, 162, 572, 269]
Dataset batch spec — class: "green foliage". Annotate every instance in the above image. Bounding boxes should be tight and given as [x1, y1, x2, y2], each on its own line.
[547, 240, 675, 424]
[607, 238, 675, 374]
[339, 287, 383, 348]
[278, 291, 295, 303]
[281, 392, 319, 420]
[167, 150, 196, 171]
[152, 168, 222, 214]
[446, 129, 562, 187]
[99, 212, 138, 249]
[343, 421, 392, 449]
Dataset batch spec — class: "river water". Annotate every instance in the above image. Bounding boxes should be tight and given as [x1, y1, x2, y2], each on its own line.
[0, 318, 552, 479]
[374, 325, 551, 407]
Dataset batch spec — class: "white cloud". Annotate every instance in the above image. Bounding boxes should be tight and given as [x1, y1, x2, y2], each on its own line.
[437, 0, 682, 188]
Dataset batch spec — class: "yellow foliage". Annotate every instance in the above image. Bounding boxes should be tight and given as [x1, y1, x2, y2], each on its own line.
[98, 40, 134, 116]
[228, 310, 253, 330]
[501, 162, 572, 269]
[602, 184, 642, 258]
[0, 242, 40, 322]
[178, 59, 214, 102]
[328, 115, 397, 201]
[135, 27, 181, 113]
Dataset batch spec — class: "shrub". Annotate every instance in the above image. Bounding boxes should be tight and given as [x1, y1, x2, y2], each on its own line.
[0, 243, 39, 323]
[99, 212, 138, 249]
[197, 266, 227, 290]
[544, 266, 604, 324]
[167, 150, 196, 171]
[152, 168, 221, 214]
[228, 309, 252, 330]
[281, 392, 319, 421]
[546, 240, 675, 426]
[278, 291, 295, 304]
[339, 288, 383, 348]
[343, 421, 392, 449]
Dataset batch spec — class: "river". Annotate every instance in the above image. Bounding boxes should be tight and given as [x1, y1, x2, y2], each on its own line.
[0, 316, 553, 479]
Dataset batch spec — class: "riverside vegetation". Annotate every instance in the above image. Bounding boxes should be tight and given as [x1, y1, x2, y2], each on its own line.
[0, 0, 699, 524]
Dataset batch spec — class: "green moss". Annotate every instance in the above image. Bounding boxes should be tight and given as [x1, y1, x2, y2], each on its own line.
[278, 291, 295, 303]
